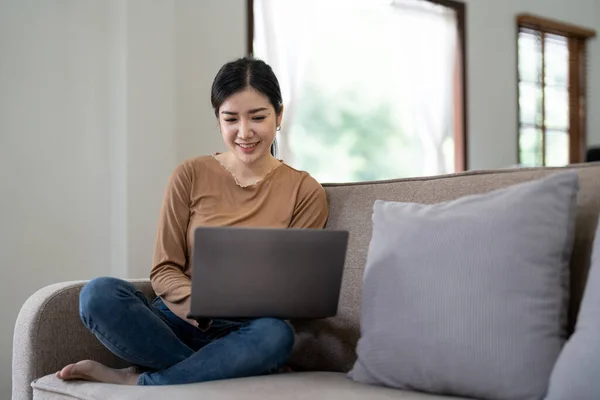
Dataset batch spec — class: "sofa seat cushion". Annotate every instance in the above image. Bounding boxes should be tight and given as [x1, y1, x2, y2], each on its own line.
[32, 372, 472, 400]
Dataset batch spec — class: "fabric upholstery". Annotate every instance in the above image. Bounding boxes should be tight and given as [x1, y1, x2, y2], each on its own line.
[545, 216, 600, 400]
[13, 162, 600, 400]
[348, 173, 578, 400]
[12, 280, 155, 400]
[31, 372, 472, 400]
[289, 163, 600, 373]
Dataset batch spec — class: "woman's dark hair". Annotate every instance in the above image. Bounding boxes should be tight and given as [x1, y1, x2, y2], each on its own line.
[211, 57, 283, 156]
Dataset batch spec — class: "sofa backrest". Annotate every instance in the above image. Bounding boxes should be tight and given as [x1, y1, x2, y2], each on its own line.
[288, 163, 600, 373]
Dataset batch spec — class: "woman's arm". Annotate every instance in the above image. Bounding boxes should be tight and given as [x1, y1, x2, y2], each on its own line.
[290, 174, 329, 229]
[150, 162, 196, 324]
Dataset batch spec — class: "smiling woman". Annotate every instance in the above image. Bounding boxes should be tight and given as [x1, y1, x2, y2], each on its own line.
[211, 57, 283, 160]
[213, 87, 283, 186]
[210, 58, 285, 186]
[55, 57, 329, 387]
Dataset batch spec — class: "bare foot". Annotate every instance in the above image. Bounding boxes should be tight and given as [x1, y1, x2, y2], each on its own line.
[56, 360, 140, 385]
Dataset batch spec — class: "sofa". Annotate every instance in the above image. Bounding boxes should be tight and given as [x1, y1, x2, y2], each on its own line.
[13, 162, 600, 400]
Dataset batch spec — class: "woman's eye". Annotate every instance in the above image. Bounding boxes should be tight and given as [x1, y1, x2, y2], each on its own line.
[253, 116, 266, 121]
[224, 118, 237, 123]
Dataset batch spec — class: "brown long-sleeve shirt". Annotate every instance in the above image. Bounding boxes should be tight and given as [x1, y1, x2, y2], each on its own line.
[150, 155, 329, 325]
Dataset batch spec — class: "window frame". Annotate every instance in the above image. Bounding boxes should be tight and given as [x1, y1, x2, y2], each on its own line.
[516, 14, 596, 166]
[247, 0, 469, 172]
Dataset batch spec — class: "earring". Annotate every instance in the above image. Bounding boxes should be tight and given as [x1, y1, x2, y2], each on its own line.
[276, 125, 281, 131]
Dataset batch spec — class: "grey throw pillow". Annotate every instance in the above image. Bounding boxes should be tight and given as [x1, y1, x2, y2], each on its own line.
[348, 172, 579, 400]
[545, 216, 600, 400]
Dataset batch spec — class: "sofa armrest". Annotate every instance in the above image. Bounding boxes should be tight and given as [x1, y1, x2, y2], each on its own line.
[12, 279, 155, 400]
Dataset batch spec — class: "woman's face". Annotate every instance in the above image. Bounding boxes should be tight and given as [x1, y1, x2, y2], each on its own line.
[218, 88, 283, 166]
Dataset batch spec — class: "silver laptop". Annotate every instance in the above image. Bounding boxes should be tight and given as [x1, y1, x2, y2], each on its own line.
[188, 226, 349, 320]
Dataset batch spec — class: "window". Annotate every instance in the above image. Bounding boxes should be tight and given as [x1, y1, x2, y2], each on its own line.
[517, 14, 596, 167]
[249, 0, 467, 183]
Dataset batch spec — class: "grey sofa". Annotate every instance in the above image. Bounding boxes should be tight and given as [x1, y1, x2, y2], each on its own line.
[13, 163, 600, 400]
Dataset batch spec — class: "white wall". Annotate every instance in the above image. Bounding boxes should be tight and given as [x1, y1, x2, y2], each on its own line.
[124, 0, 246, 278]
[0, 2, 113, 396]
[0, 0, 244, 397]
[174, 0, 245, 163]
[0, 0, 597, 398]
[464, 0, 600, 169]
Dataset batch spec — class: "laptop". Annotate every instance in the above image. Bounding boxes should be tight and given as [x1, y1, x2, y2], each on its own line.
[187, 226, 349, 320]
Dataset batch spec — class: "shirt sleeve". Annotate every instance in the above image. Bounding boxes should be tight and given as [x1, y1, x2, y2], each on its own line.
[150, 161, 196, 324]
[289, 173, 329, 229]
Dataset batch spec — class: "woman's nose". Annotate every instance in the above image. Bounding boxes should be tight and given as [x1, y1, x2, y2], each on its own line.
[238, 120, 253, 139]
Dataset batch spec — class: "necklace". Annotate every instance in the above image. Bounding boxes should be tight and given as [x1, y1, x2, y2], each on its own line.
[212, 154, 282, 188]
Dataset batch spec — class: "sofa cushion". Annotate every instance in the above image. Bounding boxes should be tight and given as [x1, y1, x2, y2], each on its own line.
[545, 216, 600, 400]
[348, 173, 578, 400]
[31, 372, 473, 400]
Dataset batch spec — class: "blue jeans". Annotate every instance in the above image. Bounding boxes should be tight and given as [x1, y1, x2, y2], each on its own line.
[78, 277, 294, 385]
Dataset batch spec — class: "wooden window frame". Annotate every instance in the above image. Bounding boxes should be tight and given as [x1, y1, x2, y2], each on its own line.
[516, 14, 596, 166]
[247, 0, 468, 172]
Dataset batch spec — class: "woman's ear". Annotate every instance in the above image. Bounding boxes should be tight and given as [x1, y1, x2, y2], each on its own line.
[276, 105, 285, 128]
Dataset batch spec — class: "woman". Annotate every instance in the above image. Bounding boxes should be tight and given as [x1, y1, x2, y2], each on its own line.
[56, 57, 329, 386]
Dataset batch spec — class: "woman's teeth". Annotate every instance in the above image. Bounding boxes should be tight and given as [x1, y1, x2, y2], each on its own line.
[238, 143, 257, 148]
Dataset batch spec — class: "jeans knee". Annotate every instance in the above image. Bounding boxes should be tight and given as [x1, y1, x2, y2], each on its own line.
[79, 277, 132, 320]
[252, 318, 295, 362]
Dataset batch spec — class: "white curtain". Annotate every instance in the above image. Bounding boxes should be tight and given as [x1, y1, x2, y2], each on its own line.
[254, 0, 458, 175]
[390, 0, 458, 175]
[253, 0, 317, 163]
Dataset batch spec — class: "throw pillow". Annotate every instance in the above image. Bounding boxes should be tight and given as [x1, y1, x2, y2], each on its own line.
[348, 172, 579, 400]
[545, 216, 600, 400]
